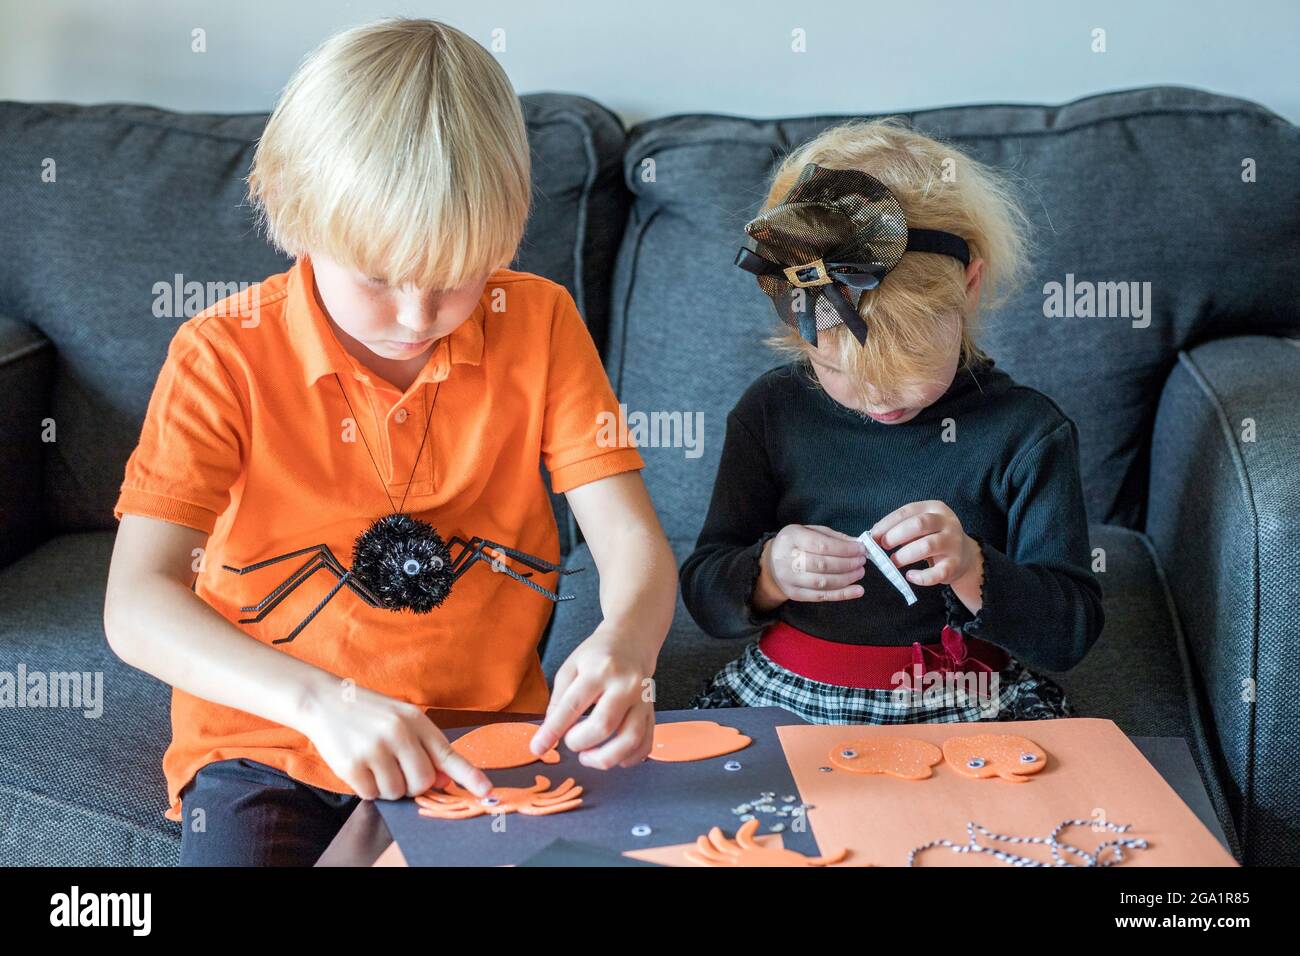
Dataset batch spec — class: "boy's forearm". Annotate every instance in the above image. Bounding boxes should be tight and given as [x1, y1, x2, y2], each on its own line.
[591, 527, 676, 665]
[105, 574, 336, 735]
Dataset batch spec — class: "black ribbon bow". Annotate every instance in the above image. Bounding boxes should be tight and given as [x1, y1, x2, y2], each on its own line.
[736, 163, 971, 347]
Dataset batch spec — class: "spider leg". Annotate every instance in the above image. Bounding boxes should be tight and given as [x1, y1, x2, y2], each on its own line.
[449, 543, 577, 602]
[270, 571, 354, 645]
[446, 536, 533, 579]
[316, 545, 382, 608]
[225, 545, 353, 617]
[231, 554, 326, 620]
[470, 538, 583, 578]
[454, 535, 582, 580]
[222, 544, 332, 575]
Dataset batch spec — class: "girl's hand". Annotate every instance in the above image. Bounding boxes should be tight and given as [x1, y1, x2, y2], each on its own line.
[754, 524, 869, 609]
[869, 500, 981, 588]
[531, 621, 656, 770]
[299, 682, 492, 802]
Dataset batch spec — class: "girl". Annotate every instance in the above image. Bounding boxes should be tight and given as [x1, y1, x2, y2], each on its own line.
[679, 118, 1103, 725]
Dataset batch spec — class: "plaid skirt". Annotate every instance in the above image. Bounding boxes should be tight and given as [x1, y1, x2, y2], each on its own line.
[691, 640, 1073, 725]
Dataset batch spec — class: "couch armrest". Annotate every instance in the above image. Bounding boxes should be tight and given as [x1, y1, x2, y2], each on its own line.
[1146, 334, 1300, 866]
[0, 313, 53, 569]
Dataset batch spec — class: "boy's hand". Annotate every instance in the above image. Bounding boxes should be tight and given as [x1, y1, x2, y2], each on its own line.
[754, 524, 869, 609]
[530, 621, 655, 770]
[869, 500, 981, 588]
[299, 681, 492, 802]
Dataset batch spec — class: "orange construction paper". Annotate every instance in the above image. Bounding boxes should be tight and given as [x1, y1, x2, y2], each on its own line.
[684, 818, 854, 867]
[415, 774, 583, 819]
[451, 722, 561, 769]
[625, 832, 785, 866]
[829, 736, 943, 779]
[776, 718, 1237, 867]
[648, 720, 753, 762]
[943, 733, 1047, 782]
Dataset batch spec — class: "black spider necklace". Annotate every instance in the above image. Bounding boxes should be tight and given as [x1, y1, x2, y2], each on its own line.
[221, 370, 580, 645]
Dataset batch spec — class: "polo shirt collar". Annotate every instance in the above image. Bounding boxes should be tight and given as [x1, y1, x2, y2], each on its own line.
[287, 255, 485, 389]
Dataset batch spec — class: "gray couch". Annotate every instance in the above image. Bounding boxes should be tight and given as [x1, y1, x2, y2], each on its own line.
[2, 86, 1296, 866]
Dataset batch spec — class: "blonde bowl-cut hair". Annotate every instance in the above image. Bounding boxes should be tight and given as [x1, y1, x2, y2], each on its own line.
[761, 118, 1031, 408]
[247, 18, 531, 291]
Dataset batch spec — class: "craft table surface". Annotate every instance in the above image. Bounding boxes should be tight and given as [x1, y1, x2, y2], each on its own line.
[316, 708, 1234, 867]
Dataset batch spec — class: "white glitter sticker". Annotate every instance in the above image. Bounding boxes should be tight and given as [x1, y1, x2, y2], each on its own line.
[858, 530, 918, 606]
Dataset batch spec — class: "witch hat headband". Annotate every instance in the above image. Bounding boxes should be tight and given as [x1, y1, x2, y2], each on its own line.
[735, 163, 971, 346]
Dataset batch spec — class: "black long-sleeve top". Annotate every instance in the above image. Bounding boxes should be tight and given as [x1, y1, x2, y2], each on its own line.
[678, 356, 1104, 673]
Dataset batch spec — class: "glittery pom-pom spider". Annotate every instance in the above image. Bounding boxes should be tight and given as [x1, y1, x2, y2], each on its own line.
[222, 513, 582, 645]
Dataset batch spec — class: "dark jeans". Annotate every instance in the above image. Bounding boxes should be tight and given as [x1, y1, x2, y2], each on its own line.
[178, 758, 360, 866]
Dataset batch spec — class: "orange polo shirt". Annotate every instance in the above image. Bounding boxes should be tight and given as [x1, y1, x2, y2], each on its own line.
[113, 256, 644, 822]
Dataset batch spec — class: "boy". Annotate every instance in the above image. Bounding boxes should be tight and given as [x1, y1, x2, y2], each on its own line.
[103, 18, 677, 866]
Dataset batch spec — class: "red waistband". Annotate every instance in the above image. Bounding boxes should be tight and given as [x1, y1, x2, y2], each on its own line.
[757, 620, 1009, 690]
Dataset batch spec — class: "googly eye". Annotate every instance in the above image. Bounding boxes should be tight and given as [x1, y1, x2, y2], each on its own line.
[724, 760, 743, 772]
[1020, 752, 1038, 763]
[429, 556, 445, 570]
[480, 796, 500, 807]
[840, 749, 858, 759]
[631, 824, 652, 837]
[402, 558, 421, 575]
[967, 757, 986, 769]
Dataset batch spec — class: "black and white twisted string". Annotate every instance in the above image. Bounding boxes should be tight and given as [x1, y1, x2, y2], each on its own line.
[908, 819, 1150, 867]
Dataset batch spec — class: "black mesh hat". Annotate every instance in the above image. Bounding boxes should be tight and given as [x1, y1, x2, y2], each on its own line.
[735, 163, 971, 346]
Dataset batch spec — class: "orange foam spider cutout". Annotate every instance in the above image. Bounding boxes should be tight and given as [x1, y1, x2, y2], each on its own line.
[648, 720, 753, 762]
[415, 775, 583, 819]
[685, 818, 857, 867]
[943, 733, 1048, 782]
[829, 736, 944, 779]
[451, 722, 560, 769]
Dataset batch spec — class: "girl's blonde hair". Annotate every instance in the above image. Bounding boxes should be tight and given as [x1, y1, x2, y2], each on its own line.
[247, 18, 531, 291]
[762, 118, 1030, 407]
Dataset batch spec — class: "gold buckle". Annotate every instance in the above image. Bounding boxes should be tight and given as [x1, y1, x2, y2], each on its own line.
[782, 258, 832, 288]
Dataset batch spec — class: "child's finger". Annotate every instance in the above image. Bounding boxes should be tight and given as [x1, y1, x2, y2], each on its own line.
[792, 526, 867, 558]
[790, 567, 868, 591]
[783, 582, 865, 603]
[869, 503, 927, 540]
[533, 672, 601, 754]
[564, 690, 626, 754]
[421, 725, 493, 796]
[533, 659, 578, 754]
[786, 551, 866, 576]
[579, 704, 652, 769]
[890, 532, 943, 569]
[877, 511, 942, 550]
[906, 558, 959, 587]
[807, 524, 868, 544]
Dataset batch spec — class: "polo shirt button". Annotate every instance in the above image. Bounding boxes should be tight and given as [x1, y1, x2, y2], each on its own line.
[394, 408, 409, 424]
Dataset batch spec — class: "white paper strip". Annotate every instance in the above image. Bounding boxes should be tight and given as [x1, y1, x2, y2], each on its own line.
[858, 530, 918, 606]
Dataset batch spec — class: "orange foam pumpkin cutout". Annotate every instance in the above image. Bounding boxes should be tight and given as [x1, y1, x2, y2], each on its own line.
[451, 722, 560, 769]
[648, 720, 752, 762]
[685, 818, 854, 867]
[943, 734, 1048, 783]
[828, 736, 944, 780]
[415, 775, 583, 819]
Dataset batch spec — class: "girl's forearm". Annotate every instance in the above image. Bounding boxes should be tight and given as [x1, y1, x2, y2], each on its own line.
[105, 574, 337, 734]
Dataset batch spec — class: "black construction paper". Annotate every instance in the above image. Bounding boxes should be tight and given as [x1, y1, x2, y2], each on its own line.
[375, 707, 817, 866]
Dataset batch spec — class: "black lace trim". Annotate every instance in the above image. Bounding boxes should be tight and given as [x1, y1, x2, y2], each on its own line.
[943, 531, 989, 639]
[744, 530, 781, 627]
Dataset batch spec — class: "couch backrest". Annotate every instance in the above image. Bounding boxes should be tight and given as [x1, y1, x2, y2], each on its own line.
[0, 94, 629, 542]
[607, 86, 1300, 541]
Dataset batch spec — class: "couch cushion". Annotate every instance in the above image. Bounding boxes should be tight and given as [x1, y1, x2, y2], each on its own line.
[609, 86, 1300, 540]
[0, 532, 179, 865]
[0, 94, 629, 552]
